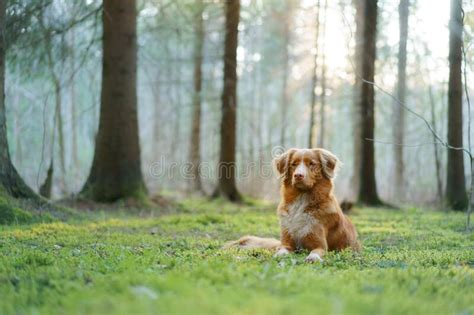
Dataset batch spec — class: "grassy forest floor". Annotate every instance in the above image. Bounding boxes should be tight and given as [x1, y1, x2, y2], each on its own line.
[0, 198, 473, 315]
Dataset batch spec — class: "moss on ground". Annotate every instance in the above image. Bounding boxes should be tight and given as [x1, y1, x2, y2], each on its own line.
[0, 186, 76, 225]
[0, 198, 473, 315]
[0, 197, 33, 224]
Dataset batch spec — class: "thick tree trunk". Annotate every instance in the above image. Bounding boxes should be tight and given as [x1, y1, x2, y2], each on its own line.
[308, 0, 321, 148]
[350, 0, 364, 199]
[357, 0, 381, 205]
[189, 0, 204, 193]
[0, 0, 37, 200]
[214, 0, 242, 202]
[81, 0, 147, 202]
[446, 0, 467, 210]
[393, 0, 409, 200]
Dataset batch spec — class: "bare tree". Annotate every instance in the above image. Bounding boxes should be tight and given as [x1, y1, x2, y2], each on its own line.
[393, 0, 409, 199]
[308, 0, 321, 148]
[357, 0, 382, 205]
[428, 84, 443, 199]
[81, 0, 147, 202]
[317, 0, 328, 148]
[189, 0, 205, 193]
[446, 0, 467, 210]
[350, 0, 364, 199]
[69, 29, 78, 169]
[279, 0, 294, 147]
[213, 0, 242, 202]
[38, 14, 66, 190]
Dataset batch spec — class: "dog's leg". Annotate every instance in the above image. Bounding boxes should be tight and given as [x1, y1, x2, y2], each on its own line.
[301, 230, 328, 263]
[274, 229, 295, 257]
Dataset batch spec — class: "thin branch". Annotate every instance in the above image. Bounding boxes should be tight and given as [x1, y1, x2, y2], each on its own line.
[366, 138, 442, 148]
[339, 4, 472, 159]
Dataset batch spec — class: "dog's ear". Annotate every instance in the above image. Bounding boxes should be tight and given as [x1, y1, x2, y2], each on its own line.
[273, 148, 296, 176]
[315, 149, 340, 179]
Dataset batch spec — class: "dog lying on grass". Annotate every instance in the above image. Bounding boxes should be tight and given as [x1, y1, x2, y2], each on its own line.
[226, 148, 360, 263]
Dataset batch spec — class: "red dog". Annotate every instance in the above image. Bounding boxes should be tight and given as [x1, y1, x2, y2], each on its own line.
[226, 148, 360, 263]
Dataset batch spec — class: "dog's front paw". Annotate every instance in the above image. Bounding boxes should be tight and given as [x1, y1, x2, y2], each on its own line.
[274, 247, 290, 257]
[305, 252, 323, 263]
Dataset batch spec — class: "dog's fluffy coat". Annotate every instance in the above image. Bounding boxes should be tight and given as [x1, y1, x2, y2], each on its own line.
[226, 148, 360, 262]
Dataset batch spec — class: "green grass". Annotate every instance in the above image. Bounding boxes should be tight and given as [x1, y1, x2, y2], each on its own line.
[0, 198, 473, 315]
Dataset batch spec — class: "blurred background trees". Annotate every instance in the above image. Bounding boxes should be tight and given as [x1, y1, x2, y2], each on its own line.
[1, 0, 473, 209]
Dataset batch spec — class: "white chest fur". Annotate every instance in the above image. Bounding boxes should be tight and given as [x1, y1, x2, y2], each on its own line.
[280, 195, 319, 241]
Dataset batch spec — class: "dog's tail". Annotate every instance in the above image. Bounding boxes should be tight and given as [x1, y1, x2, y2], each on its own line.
[223, 235, 281, 250]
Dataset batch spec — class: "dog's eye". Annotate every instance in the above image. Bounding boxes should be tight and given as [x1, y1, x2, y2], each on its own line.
[291, 162, 298, 167]
[309, 161, 316, 166]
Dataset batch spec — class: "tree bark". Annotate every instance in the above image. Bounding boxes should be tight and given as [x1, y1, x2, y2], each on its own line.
[0, 0, 37, 200]
[393, 0, 409, 200]
[81, 0, 147, 202]
[308, 0, 321, 148]
[446, 0, 467, 210]
[189, 0, 205, 193]
[357, 0, 382, 205]
[214, 0, 242, 202]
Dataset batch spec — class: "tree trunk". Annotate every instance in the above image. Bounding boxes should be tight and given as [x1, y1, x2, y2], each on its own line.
[151, 73, 161, 158]
[280, 0, 293, 147]
[70, 29, 78, 169]
[189, 0, 205, 193]
[81, 0, 147, 202]
[54, 81, 65, 175]
[39, 160, 53, 199]
[393, 0, 409, 200]
[350, 0, 364, 200]
[428, 84, 443, 200]
[214, 0, 242, 202]
[317, 0, 328, 148]
[40, 12, 66, 190]
[357, 0, 382, 205]
[446, 0, 467, 210]
[0, 0, 37, 200]
[308, 0, 321, 148]
[171, 32, 182, 163]
[14, 105, 22, 169]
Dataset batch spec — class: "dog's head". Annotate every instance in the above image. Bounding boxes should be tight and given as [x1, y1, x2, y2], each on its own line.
[273, 148, 340, 190]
